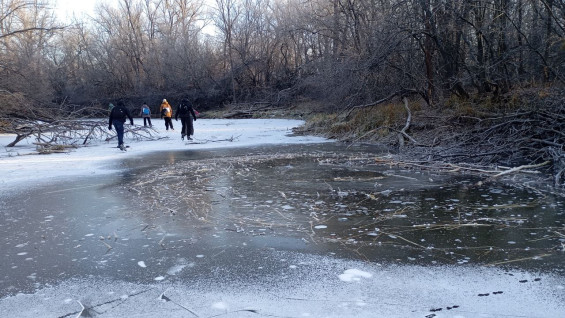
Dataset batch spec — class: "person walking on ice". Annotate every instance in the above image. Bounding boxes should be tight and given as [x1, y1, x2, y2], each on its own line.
[160, 99, 174, 131]
[108, 100, 134, 151]
[175, 98, 197, 141]
[139, 102, 152, 127]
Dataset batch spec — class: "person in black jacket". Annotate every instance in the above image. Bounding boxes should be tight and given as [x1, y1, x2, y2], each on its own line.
[174, 98, 197, 141]
[108, 101, 134, 150]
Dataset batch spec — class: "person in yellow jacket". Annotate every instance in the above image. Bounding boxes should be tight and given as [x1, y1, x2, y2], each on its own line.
[160, 99, 174, 131]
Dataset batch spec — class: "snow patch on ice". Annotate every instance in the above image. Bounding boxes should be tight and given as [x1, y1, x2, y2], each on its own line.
[338, 269, 373, 282]
[212, 302, 228, 310]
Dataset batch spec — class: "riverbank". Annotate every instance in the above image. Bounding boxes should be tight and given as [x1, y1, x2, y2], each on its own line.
[286, 88, 565, 196]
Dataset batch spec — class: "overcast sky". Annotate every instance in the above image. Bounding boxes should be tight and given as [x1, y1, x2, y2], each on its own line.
[54, 0, 102, 20]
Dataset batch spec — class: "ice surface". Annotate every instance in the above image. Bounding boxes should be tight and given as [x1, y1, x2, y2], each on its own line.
[0, 119, 330, 191]
[1, 119, 564, 317]
[0, 256, 564, 318]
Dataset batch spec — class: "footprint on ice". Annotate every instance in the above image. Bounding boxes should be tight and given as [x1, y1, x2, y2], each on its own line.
[338, 269, 372, 282]
[137, 261, 146, 268]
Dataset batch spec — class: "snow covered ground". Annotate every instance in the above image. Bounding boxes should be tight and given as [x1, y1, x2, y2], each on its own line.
[1, 119, 564, 317]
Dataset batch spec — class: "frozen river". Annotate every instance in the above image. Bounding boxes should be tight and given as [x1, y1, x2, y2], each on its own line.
[0, 119, 564, 317]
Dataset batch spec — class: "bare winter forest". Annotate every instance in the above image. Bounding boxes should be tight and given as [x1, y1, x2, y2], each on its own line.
[2, 0, 565, 186]
[0, 0, 562, 111]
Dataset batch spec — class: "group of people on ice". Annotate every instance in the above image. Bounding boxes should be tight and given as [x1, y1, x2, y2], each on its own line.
[108, 98, 198, 151]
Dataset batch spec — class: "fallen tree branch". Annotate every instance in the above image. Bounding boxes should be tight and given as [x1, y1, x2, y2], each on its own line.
[490, 161, 550, 179]
[342, 89, 422, 120]
[398, 97, 418, 146]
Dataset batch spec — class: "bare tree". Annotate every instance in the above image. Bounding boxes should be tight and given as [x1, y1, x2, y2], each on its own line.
[0, 0, 63, 118]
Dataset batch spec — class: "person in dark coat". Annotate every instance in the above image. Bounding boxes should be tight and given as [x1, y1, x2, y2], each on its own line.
[174, 98, 197, 141]
[108, 101, 134, 150]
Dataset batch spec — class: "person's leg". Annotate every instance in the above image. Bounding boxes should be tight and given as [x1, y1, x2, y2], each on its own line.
[187, 118, 194, 139]
[147, 117, 152, 127]
[143, 117, 148, 127]
[113, 120, 124, 146]
[169, 117, 174, 130]
[165, 118, 170, 130]
[181, 118, 187, 139]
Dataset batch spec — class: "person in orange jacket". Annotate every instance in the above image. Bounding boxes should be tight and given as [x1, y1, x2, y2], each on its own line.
[160, 99, 174, 131]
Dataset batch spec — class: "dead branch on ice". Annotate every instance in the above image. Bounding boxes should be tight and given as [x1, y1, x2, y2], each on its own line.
[3, 118, 161, 154]
[187, 135, 241, 144]
[374, 156, 549, 184]
[489, 161, 550, 179]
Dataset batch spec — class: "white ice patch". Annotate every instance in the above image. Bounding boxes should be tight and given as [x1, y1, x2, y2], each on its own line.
[84, 234, 94, 237]
[137, 261, 146, 268]
[338, 269, 373, 282]
[212, 302, 229, 310]
[314, 225, 327, 229]
[167, 264, 187, 275]
[154, 276, 165, 281]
